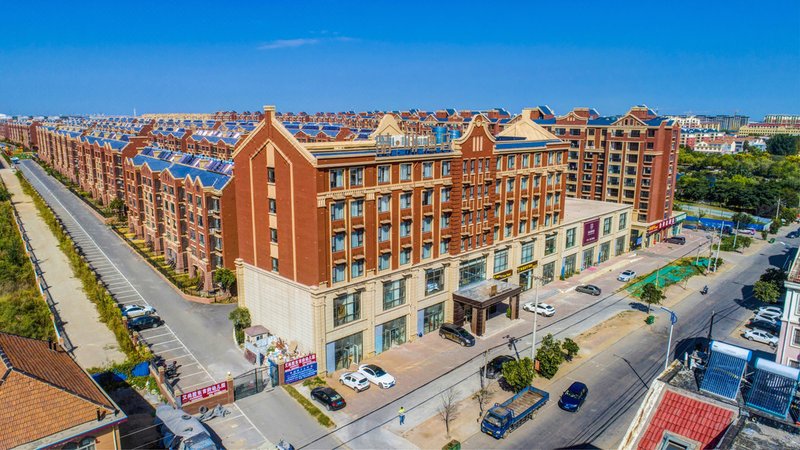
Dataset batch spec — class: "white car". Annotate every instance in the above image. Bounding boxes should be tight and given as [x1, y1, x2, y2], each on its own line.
[338, 372, 370, 392]
[617, 270, 636, 282]
[754, 310, 782, 321]
[743, 329, 778, 347]
[757, 306, 782, 318]
[358, 364, 396, 389]
[120, 304, 156, 318]
[522, 302, 555, 317]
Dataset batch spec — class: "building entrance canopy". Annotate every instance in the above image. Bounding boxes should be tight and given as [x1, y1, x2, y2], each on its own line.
[453, 279, 522, 336]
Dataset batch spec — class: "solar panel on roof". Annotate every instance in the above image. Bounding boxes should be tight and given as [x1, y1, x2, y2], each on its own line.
[700, 341, 751, 400]
[745, 358, 799, 418]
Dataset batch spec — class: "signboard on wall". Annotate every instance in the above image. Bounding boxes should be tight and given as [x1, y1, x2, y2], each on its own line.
[647, 217, 676, 235]
[180, 381, 228, 405]
[493, 269, 513, 280]
[517, 261, 538, 272]
[583, 218, 600, 245]
[284, 354, 318, 384]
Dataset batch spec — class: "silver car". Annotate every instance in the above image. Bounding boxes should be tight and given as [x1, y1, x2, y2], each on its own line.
[742, 329, 778, 347]
[617, 270, 636, 282]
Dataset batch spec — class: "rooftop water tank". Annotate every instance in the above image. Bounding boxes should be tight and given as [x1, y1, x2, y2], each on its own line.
[449, 129, 462, 141]
[433, 126, 447, 144]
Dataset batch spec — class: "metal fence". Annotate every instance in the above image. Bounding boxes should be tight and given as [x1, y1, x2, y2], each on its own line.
[10, 207, 74, 353]
[233, 367, 272, 401]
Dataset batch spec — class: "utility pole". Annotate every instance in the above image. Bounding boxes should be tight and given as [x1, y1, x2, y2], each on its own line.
[732, 220, 739, 251]
[776, 198, 781, 223]
[530, 275, 542, 363]
[660, 307, 678, 370]
[711, 225, 723, 272]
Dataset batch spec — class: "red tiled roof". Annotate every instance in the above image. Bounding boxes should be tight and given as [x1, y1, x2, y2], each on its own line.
[638, 390, 734, 450]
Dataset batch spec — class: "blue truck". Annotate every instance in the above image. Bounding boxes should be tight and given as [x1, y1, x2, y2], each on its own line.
[481, 385, 549, 439]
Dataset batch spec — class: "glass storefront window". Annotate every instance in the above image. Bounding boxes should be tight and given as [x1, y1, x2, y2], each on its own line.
[425, 267, 445, 295]
[334, 292, 360, 327]
[582, 247, 595, 270]
[599, 241, 611, 263]
[423, 303, 444, 334]
[382, 316, 407, 352]
[383, 279, 406, 310]
[519, 269, 532, 291]
[562, 253, 576, 278]
[333, 332, 363, 371]
[615, 236, 626, 256]
[545, 233, 557, 255]
[542, 262, 555, 285]
[459, 257, 486, 287]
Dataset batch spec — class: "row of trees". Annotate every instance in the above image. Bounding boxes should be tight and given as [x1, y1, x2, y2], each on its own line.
[753, 268, 788, 304]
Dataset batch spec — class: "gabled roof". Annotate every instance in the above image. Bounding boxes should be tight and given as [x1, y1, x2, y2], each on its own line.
[0, 332, 122, 449]
[637, 390, 734, 450]
[497, 114, 560, 142]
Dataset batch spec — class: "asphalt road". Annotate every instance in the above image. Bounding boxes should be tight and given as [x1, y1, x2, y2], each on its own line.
[463, 233, 797, 449]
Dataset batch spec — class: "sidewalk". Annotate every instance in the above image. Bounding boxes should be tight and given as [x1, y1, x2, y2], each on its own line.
[0, 166, 125, 368]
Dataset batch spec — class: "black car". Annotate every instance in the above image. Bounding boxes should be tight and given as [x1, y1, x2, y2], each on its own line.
[559, 382, 588, 412]
[788, 231, 799, 239]
[482, 355, 516, 379]
[439, 323, 475, 347]
[128, 315, 162, 331]
[746, 319, 780, 334]
[310, 387, 346, 411]
[575, 284, 602, 296]
[665, 236, 686, 245]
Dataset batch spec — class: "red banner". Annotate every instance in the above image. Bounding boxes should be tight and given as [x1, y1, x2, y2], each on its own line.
[180, 381, 228, 405]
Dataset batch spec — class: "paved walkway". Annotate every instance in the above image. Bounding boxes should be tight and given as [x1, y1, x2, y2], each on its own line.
[0, 163, 125, 368]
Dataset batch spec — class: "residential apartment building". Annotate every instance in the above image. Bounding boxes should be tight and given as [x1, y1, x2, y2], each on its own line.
[763, 114, 800, 125]
[776, 250, 800, 368]
[233, 106, 632, 374]
[530, 105, 682, 248]
[123, 148, 238, 291]
[679, 128, 726, 148]
[696, 114, 749, 132]
[737, 122, 800, 137]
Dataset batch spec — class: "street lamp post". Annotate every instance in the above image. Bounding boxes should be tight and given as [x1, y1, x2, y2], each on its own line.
[531, 276, 540, 362]
[660, 307, 678, 370]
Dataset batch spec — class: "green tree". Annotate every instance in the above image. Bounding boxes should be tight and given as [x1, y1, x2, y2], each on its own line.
[640, 282, 665, 314]
[563, 338, 580, 361]
[760, 268, 787, 291]
[501, 357, 535, 392]
[730, 212, 754, 229]
[214, 268, 237, 294]
[753, 280, 781, 304]
[108, 197, 125, 220]
[229, 307, 251, 344]
[766, 134, 800, 156]
[780, 207, 799, 225]
[535, 334, 565, 379]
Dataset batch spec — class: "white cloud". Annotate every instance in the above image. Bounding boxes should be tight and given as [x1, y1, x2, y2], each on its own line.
[258, 36, 356, 50]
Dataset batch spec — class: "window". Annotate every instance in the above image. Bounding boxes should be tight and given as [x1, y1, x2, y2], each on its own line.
[334, 292, 360, 326]
[508, 155, 515, 169]
[422, 242, 432, 259]
[494, 249, 509, 273]
[422, 189, 433, 206]
[545, 233, 557, 255]
[400, 192, 412, 209]
[521, 241, 534, 263]
[270, 228, 278, 243]
[332, 232, 345, 252]
[441, 213, 450, 228]
[440, 238, 450, 255]
[459, 257, 486, 287]
[62, 437, 97, 450]
[378, 194, 390, 213]
[331, 201, 344, 221]
[534, 153, 541, 166]
[423, 162, 433, 178]
[521, 176, 528, 190]
[522, 154, 529, 168]
[496, 157, 502, 170]
[425, 267, 445, 295]
[267, 168, 275, 183]
[603, 217, 612, 235]
[351, 199, 364, 217]
[565, 227, 576, 248]
[271, 257, 279, 273]
[351, 229, 364, 248]
[442, 161, 451, 176]
[618, 212, 628, 230]
[442, 187, 451, 202]
[379, 253, 391, 270]
[792, 329, 800, 347]
[422, 216, 432, 232]
[400, 163, 412, 181]
[330, 169, 344, 189]
[378, 165, 390, 183]
[351, 260, 364, 278]
[400, 220, 412, 237]
[542, 261, 555, 284]
[350, 167, 363, 186]
[400, 248, 411, 265]
[379, 224, 390, 242]
[269, 198, 277, 214]
[332, 264, 346, 283]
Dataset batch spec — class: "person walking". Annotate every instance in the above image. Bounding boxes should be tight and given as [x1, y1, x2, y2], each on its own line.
[398, 406, 406, 425]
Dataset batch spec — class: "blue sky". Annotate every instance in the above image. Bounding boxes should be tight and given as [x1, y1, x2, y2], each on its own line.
[1, 1, 798, 119]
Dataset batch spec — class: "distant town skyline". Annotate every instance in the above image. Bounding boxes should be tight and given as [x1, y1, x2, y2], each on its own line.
[1, 1, 797, 119]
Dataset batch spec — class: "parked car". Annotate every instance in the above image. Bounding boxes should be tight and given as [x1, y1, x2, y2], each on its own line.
[757, 306, 783, 317]
[754, 310, 782, 321]
[739, 228, 756, 236]
[746, 318, 780, 335]
[664, 236, 686, 245]
[120, 304, 156, 318]
[787, 231, 798, 239]
[128, 314, 162, 331]
[575, 284, 602, 296]
[439, 323, 476, 347]
[522, 302, 555, 317]
[742, 329, 778, 348]
[482, 355, 516, 379]
[310, 387, 346, 411]
[617, 270, 636, 282]
[338, 372, 370, 392]
[558, 381, 589, 412]
[358, 364, 396, 389]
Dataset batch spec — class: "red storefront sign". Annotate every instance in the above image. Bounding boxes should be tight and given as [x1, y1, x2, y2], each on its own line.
[180, 381, 228, 405]
[647, 217, 676, 235]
